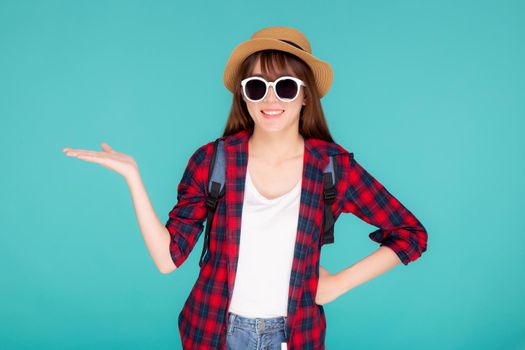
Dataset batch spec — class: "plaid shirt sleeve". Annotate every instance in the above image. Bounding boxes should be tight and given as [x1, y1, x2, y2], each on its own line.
[338, 153, 428, 265]
[165, 144, 210, 268]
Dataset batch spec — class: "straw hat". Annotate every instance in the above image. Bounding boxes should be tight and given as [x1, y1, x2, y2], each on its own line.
[223, 26, 333, 98]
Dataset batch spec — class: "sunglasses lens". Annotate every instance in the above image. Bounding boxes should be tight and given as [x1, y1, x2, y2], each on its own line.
[245, 79, 267, 101]
[276, 79, 299, 100]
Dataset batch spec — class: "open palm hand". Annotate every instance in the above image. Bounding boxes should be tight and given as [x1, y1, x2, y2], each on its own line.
[63, 143, 139, 181]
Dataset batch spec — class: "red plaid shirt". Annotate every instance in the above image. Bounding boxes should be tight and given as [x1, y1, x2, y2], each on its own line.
[166, 129, 428, 349]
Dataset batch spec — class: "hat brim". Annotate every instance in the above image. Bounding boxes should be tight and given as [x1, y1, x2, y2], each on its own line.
[223, 38, 333, 98]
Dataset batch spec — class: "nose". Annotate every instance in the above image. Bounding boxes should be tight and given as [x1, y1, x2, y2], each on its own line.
[263, 84, 279, 102]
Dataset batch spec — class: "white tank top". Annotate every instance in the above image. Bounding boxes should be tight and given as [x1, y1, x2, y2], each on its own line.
[228, 169, 302, 318]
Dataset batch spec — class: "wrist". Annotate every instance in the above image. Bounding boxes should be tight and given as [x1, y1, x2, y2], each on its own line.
[125, 169, 142, 186]
[334, 267, 354, 296]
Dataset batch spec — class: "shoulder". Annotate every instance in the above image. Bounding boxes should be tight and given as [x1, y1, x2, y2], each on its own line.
[305, 137, 354, 163]
[180, 138, 220, 194]
[187, 129, 247, 166]
[189, 130, 242, 161]
[183, 141, 214, 176]
[190, 142, 213, 161]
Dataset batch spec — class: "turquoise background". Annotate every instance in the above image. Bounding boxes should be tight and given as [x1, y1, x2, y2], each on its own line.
[1, 0, 524, 349]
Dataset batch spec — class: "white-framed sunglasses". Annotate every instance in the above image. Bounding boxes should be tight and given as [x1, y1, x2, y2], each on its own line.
[240, 75, 306, 103]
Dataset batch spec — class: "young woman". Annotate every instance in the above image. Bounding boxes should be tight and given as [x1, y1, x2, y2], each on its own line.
[63, 26, 428, 350]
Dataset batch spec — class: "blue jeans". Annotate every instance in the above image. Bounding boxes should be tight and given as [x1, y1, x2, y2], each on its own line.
[226, 311, 288, 350]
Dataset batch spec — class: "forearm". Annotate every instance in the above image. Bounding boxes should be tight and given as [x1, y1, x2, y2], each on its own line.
[126, 172, 176, 273]
[335, 246, 401, 295]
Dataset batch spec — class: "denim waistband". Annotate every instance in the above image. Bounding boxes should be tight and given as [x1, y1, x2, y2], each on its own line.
[227, 311, 288, 337]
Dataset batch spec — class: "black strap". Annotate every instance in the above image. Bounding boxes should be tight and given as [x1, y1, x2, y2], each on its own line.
[322, 169, 337, 245]
[199, 181, 221, 267]
[198, 138, 226, 267]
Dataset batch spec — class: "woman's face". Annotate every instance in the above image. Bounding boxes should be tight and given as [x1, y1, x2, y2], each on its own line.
[242, 58, 306, 135]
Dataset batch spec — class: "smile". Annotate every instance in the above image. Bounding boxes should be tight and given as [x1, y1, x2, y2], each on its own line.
[261, 110, 284, 118]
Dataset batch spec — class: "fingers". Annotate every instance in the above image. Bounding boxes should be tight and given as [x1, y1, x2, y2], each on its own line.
[63, 147, 97, 155]
[62, 146, 120, 174]
[101, 142, 114, 153]
[74, 154, 113, 170]
[75, 154, 98, 162]
[64, 149, 104, 157]
[63, 142, 115, 157]
[318, 265, 331, 276]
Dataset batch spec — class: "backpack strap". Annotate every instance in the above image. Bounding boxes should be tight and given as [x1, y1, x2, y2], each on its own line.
[199, 138, 226, 267]
[321, 155, 337, 246]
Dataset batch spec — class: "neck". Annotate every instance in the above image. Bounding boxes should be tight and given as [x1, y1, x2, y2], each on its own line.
[249, 127, 304, 161]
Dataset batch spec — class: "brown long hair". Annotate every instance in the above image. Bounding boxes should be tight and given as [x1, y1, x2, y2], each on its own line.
[221, 50, 335, 142]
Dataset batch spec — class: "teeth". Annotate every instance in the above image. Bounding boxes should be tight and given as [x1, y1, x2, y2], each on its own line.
[262, 110, 284, 115]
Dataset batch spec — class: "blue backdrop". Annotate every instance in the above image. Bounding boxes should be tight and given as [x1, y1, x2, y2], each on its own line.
[1, 0, 524, 349]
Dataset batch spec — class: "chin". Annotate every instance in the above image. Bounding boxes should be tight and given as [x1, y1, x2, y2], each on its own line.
[255, 121, 296, 134]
